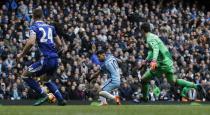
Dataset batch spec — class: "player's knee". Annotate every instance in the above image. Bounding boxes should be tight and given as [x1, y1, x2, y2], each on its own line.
[99, 91, 105, 95]
[99, 91, 103, 95]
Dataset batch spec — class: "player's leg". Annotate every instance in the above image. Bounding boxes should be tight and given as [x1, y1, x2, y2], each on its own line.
[21, 61, 47, 97]
[99, 96, 107, 105]
[45, 81, 66, 105]
[99, 79, 121, 105]
[99, 79, 112, 105]
[21, 60, 50, 106]
[166, 72, 197, 88]
[141, 70, 154, 101]
[44, 58, 66, 106]
[99, 91, 115, 100]
[177, 79, 197, 88]
[162, 65, 196, 88]
[166, 72, 206, 98]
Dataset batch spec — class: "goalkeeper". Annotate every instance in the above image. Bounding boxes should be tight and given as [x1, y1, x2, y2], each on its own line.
[140, 23, 206, 101]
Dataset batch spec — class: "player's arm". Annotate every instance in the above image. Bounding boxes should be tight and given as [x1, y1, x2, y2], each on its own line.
[53, 26, 67, 53]
[54, 35, 62, 48]
[147, 39, 159, 60]
[147, 38, 159, 70]
[146, 51, 152, 61]
[17, 33, 36, 60]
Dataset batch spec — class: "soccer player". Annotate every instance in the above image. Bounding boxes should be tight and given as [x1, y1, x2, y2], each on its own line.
[89, 50, 121, 105]
[140, 22, 206, 101]
[16, 8, 66, 106]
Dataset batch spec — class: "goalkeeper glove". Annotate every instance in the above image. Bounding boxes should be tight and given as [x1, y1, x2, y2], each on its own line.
[150, 60, 157, 70]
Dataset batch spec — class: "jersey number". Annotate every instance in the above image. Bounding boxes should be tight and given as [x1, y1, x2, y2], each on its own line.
[39, 27, 53, 43]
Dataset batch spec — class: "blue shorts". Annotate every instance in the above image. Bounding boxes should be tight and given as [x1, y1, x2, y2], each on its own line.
[101, 79, 120, 92]
[27, 58, 58, 77]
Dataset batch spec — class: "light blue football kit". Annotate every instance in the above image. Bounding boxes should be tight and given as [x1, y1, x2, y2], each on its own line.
[100, 54, 121, 92]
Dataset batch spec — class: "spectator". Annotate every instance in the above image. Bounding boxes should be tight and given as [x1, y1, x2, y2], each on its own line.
[0, 0, 209, 102]
[0, 82, 6, 99]
[68, 85, 77, 100]
[119, 82, 133, 101]
[148, 80, 160, 101]
[21, 88, 29, 99]
[159, 77, 171, 100]
[11, 83, 21, 100]
[75, 84, 86, 100]
[60, 86, 69, 100]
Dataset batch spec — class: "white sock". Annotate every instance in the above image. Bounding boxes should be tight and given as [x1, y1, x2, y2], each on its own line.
[99, 91, 115, 100]
[99, 96, 107, 104]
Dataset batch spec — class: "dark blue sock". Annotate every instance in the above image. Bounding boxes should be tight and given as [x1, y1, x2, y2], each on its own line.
[23, 78, 44, 95]
[45, 82, 64, 101]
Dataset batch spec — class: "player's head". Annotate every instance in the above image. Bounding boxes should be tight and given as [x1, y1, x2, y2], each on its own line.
[97, 50, 106, 62]
[33, 8, 43, 21]
[140, 22, 151, 34]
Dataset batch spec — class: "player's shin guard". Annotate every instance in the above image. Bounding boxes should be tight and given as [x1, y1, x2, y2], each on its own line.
[23, 77, 45, 96]
[45, 82, 64, 102]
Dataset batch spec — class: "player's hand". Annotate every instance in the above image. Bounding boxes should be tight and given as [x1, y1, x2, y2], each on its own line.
[150, 60, 157, 70]
[16, 53, 23, 62]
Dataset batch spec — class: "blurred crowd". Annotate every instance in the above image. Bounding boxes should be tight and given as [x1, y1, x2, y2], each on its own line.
[0, 0, 210, 103]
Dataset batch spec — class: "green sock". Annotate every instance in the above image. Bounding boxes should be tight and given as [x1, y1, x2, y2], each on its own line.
[176, 79, 197, 88]
[142, 82, 149, 99]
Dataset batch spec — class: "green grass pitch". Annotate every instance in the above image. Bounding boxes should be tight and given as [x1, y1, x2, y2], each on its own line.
[0, 105, 210, 115]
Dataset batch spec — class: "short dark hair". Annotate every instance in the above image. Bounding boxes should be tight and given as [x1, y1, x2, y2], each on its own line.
[141, 22, 151, 32]
[33, 8, 43, 20]
[96, 49, 106, 55]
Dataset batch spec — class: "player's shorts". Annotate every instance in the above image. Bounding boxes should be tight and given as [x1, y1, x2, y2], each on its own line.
[27, 57, 58, 77]
[143, 65, 176, 83]
[101, 78, 120, 92]
[152, 64, 174, 76]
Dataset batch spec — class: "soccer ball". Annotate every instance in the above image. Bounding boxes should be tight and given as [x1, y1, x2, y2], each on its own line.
[48, 93, 57, 103]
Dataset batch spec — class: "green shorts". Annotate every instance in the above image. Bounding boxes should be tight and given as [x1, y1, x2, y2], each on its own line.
[142, 64, 176, 83]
